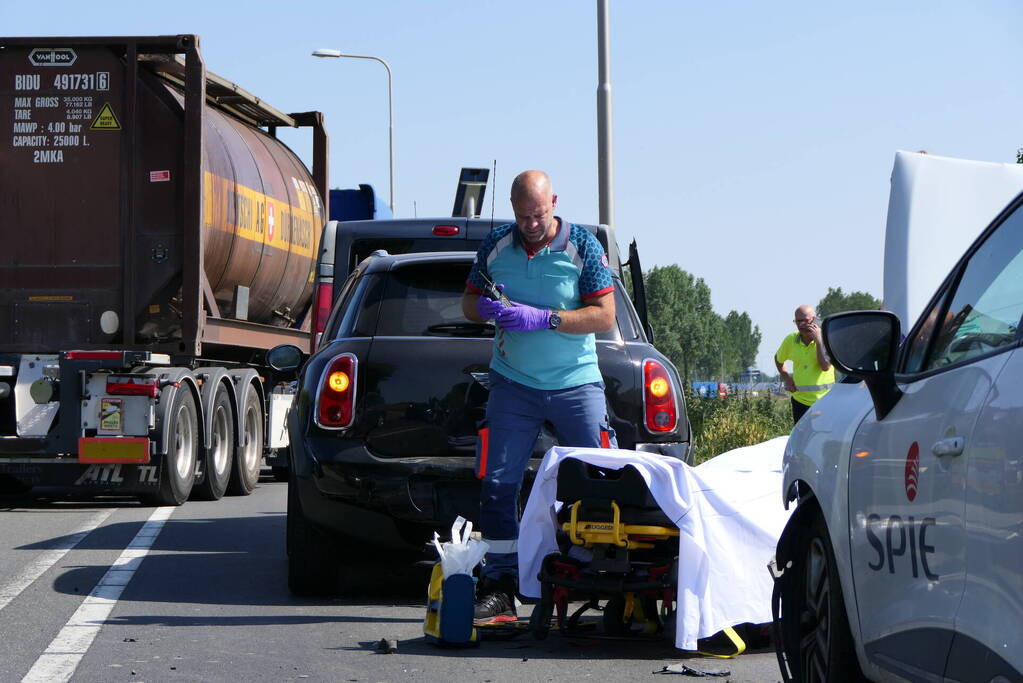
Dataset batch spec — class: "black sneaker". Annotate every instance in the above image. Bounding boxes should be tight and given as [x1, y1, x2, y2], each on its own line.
[474, 578, 517, 623]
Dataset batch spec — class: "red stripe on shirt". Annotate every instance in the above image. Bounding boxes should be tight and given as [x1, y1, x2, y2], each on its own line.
[582, 285, 615, 300]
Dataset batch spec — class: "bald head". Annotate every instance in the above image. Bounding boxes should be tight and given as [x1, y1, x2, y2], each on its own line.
[794, 305, 818, 340]
[510, 170, 558, 249]
[795, 305, 816, 321]
[510, 170, 552, 203]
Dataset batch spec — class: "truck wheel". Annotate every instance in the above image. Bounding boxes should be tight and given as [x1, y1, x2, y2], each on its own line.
[227, 390, 262, 495]
[145, 387, 198, 506]
[780, 513, 863, 682]
[191, 387, 234, 501]
[287, 469, 339, 596]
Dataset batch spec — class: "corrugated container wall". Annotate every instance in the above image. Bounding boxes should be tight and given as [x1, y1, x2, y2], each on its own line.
[0, 40, 322, 351]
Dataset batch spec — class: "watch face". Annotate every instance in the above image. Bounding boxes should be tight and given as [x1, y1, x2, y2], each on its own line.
[549, 312, 561, 329]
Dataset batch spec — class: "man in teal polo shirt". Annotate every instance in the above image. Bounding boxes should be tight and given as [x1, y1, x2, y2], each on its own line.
[461, 170, 616, 621]
[775, 304, 835, 424]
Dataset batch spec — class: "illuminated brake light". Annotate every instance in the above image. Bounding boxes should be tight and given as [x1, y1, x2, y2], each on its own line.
[106, 376, 159, 397]
[643, 359, 677, 433]
[316, 354, 356, 429]
[66, 351, 121, 360]
[432, 224, 460, 236]
[312, 282, 334, 340]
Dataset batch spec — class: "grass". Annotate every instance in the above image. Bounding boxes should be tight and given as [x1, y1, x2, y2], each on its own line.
[687, 389, 793, 465]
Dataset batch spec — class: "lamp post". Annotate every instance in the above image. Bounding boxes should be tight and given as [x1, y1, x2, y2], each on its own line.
[312, 48, 394, 213]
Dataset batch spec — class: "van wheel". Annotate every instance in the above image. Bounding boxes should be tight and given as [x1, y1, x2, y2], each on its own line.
[227, 390, 262, 495]
[287, 469, 339, 596]
[144, 387, 198, 506]
[780, 513, 863, 682]
[191, 387, 234, 501]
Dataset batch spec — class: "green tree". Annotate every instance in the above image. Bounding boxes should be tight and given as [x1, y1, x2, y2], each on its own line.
[644, 265, 718, 382]
[816, 287, 881, 319]
[721, 310, 761, 377]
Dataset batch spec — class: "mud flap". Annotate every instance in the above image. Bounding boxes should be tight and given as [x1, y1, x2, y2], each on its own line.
[768, 556, 795, 682]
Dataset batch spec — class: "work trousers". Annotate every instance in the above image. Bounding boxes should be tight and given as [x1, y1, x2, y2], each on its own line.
[476, 370, 614, 584]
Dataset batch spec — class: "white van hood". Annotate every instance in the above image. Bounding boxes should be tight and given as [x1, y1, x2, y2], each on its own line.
[883, 151, 1023, 328]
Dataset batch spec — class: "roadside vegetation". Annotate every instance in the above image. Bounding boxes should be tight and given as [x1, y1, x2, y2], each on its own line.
[687, 390, 792, 465]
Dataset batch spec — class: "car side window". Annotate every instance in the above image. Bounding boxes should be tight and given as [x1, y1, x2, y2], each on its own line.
[912, 205, 1023, 372]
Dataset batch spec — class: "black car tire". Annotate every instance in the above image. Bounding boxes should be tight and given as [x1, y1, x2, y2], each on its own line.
[287, 469, 341, 596]
[780, 512, 863, 682]
[144, 387, 198, 506]
[191, 388, 234, 501]
[227, 389, 262, 496]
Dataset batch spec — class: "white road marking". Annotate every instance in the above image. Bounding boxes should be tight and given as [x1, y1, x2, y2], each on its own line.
[0, 509, 114, 614]
[21, 506, 175, 683]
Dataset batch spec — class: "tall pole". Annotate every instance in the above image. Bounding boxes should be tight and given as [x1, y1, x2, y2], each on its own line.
[596, 0, 614, 231]
[311, 50, 394, 213]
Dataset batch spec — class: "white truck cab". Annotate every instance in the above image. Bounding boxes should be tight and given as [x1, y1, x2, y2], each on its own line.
[773, 154, 1023, 682]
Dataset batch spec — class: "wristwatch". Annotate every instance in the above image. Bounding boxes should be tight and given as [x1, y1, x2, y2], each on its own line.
[548, 311, 562, 330]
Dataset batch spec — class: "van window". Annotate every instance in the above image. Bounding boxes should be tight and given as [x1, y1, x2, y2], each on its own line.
[349, 238, 481, 275]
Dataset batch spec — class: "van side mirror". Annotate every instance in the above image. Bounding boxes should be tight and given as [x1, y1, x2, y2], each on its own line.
[822, 311, 902, 419]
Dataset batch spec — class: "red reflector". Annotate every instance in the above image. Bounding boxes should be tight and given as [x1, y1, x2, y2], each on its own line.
[432, 224, 460, 236]
[316, 354, 356, 428]
[66, 351, 121, 360]
[106, 376, 159, 397]
[643, 360, 677, 433]
[313, 282, 334, 339]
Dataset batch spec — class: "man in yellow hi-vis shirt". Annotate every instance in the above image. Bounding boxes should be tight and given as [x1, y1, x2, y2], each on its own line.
[775, 305, 835, 424]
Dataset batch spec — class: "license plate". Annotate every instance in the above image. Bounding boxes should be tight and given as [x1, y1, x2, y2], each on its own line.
[78, 437, 150, 464]
[99, 398, 122, 432]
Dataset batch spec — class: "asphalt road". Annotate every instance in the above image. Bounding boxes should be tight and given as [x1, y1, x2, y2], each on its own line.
[0, 478, 783, 682]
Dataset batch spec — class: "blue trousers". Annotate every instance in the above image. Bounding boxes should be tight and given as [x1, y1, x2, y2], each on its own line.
[476, 370, 615, 583]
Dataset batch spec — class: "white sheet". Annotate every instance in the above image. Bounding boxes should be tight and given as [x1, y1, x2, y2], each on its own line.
[517, 436, 791, 651]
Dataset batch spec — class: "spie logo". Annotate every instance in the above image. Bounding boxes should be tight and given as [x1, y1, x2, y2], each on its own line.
[904, 442, 920, 502]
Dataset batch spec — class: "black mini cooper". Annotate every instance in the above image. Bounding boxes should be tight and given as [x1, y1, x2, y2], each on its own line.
[268, 222, 690, 595]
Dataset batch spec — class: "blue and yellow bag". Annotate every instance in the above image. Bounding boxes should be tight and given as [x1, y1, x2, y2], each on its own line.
[423, 562, 479, 647]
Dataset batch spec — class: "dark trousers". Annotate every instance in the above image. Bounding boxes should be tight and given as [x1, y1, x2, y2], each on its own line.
[791, 398, 810, 424]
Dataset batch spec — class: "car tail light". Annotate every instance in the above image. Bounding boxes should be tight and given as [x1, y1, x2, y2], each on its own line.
[66, 351, 121, 360]
[643, 359, 677, 433]
[315, 353, 356, 429]
[312, 282, 333, 340]
[432, 224, 460, 236]
[106, 376, 159, 397]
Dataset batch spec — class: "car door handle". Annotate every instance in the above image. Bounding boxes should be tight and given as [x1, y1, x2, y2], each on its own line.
[932, 437, 965, 457]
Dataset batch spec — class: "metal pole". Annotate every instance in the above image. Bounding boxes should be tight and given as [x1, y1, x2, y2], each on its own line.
[312, 50, 394, 213]
[596, 0, 614, 231]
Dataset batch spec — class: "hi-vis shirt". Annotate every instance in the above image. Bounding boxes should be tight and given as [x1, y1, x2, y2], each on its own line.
[466, 219, 614, 390]
[775, 332, 835, 406]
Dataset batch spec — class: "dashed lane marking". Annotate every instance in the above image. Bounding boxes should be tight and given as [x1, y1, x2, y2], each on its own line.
[21, 506, 175, 683]
[0, 509, 115, 614]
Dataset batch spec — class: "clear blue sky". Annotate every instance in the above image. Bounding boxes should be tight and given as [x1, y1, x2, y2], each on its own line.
[6, 1, 1023, 372]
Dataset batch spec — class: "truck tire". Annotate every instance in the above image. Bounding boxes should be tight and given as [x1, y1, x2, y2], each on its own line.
[779, 512, 863, 682]
[191, 387, 234, 501]
[287, 470, 340, 596]
[227, 389, 262, 495]
[144, 387, 198, 506]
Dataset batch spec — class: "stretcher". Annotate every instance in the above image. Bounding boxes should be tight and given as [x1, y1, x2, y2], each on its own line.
[527, 457, 745, 655]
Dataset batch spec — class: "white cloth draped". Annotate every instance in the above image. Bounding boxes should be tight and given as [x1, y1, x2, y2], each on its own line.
[517, 436, 791, 651]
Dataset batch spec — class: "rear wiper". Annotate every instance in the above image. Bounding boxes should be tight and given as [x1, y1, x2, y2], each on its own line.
[425, 322, 495, 337]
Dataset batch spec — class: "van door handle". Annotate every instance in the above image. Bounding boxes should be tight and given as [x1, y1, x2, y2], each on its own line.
[932, 437, 965, 457]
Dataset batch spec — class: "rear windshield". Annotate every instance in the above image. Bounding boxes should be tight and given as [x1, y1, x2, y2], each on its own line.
[349, 238, 481, 275]
[373, 261, 624, 341]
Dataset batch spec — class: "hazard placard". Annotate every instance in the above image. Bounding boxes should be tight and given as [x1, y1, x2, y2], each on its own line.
[90, 103, 121, 130]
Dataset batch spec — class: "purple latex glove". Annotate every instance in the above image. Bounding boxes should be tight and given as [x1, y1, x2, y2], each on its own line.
[476, 285, 507, 320]
[496, 302, 551, 331]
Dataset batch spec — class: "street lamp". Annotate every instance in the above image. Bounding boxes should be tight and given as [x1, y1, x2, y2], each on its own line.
[312, 48, 395, 213]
